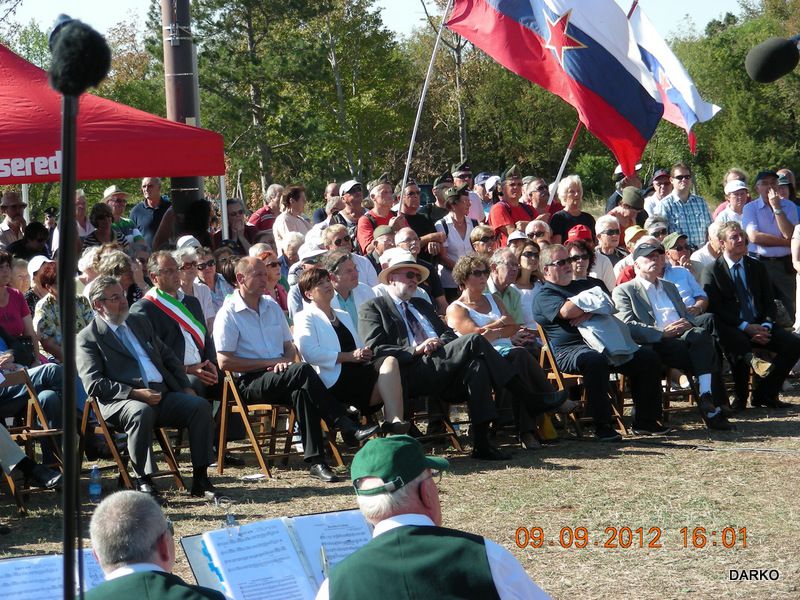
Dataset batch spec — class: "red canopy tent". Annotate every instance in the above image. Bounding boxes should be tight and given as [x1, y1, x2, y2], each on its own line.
[0, 43, 224, 185]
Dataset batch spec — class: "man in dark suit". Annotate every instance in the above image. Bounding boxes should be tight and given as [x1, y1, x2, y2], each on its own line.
[613, 241, 732, 430]
[358, 251, 563, 460]
[701, 221, 800, 410]
[86, 490, 224, 600]
[77, 276, 218, 502]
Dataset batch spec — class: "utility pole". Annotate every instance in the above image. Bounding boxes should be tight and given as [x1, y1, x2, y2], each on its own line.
[161, 0, 203, 232]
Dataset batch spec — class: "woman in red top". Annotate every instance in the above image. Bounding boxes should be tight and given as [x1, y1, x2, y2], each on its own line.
[0, 250, 39, 364]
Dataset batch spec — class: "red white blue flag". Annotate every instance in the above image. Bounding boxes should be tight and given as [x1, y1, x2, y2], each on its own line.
[447, 0, 663, 176]
[629, 5, 721, 153]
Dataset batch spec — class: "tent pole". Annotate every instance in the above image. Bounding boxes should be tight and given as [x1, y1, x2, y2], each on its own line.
[21, 184, 30, 223]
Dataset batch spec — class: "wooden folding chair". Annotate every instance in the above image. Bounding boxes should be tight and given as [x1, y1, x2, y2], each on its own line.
[405, 396, 464, 452]
[217, 372, 343, 478]
[78, 398, 186, 492]
[1, 370, 62, 514]
[535, 324, 627, 435]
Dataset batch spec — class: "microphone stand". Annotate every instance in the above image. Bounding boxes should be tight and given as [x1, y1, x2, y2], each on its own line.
[58, 93, 80, 600]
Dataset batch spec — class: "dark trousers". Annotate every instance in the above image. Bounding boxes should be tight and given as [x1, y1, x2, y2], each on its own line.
[501, 347, 558, 432]
[715, 320, 800, 403]
[760, 257, 796, 318]
[240, 363, 341, 463]
[403, 334, 512, 426]
[99, 388, 214, 477]
[557, 345, 663, 427]
[653, 328, 728, 406]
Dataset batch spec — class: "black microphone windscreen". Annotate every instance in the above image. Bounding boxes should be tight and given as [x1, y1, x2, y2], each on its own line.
[745, 37, 799, 83]
[48, 20, 111, 96]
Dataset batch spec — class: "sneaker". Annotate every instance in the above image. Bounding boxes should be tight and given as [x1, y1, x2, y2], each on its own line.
[632, 421, 673, 436]
[594, 426, 622, 442]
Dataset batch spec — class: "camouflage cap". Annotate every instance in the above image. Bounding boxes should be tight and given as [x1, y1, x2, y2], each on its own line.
[367, 172, 392, 193]
[451, 159, 472, 176]
[501, 164, 522, 182]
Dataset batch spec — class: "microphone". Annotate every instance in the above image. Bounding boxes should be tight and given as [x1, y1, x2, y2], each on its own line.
[745, 35, 800, 83]
[48, 15, 111, 96]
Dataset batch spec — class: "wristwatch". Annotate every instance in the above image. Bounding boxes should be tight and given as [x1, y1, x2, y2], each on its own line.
[774, 209, 785, 215]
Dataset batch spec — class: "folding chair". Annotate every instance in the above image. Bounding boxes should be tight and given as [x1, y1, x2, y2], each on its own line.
[535, 324, 627, 435]
[78, 398, 186, 492]
[660, 368, 699, 421]
[1, 370, 62, 514]
[217, 371, 343, 478]
[405, 396, 464, 452]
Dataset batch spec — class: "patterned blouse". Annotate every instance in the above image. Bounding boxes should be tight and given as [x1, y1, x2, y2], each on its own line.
[33, 293, 94, 359]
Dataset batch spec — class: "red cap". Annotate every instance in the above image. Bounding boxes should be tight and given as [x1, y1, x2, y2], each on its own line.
[567, 224, 593, 242]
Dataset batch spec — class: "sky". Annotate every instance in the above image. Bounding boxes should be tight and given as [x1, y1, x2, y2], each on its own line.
[11, 0, 742, 42]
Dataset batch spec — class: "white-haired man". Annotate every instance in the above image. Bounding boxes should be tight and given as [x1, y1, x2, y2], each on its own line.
[248, 182, 284, 231]
[315, 436, 549, 600]
[85, 491, 224, 599]
[525, 219, 552, 245]
[690, 221, 723, 271]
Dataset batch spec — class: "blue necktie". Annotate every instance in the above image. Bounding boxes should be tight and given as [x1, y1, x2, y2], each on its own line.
[116, 325, 149, 388]
[402, 302, 428, 345]
[732, 263, 756, 322]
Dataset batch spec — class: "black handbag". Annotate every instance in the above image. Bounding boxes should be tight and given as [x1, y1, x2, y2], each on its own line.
[10, 335, 35, 367]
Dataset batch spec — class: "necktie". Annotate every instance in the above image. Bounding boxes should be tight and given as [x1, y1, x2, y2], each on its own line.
[402, 302, 428, 345]
[732, 263, 756, 322]
[116, 325, 149, 388]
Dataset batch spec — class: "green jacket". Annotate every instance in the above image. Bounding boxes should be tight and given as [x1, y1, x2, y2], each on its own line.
[83, 571, 224, 600]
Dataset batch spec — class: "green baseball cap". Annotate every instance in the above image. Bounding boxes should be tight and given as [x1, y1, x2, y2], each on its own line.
[662, 231, 688, 250]
[351, 435, 450, 496]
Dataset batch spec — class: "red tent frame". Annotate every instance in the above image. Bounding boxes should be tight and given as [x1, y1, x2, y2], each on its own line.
[0, 43, 224, 185]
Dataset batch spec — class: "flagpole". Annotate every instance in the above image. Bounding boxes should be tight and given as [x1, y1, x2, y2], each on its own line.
[548, 0, 640, 203]
[400, 0, 454, 193]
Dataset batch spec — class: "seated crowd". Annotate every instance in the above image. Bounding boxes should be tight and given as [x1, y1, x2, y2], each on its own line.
[2, 161, 800, 509]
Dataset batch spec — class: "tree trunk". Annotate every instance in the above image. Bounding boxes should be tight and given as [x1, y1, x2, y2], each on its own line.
[245, 6, 270, 198]
[326, 14, 356, 176]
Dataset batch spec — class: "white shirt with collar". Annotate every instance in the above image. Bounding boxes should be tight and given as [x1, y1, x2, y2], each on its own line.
[101, 315, 164, 384]
[105, 562, 165, 581]
[213, 291, 292, 360]
[165, 289, 202, 366]
[637, 276, 680, 329]
[314, 513, 550, 600]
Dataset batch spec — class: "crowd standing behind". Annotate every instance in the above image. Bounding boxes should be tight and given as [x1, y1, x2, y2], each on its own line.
[2, 164, 800, 595]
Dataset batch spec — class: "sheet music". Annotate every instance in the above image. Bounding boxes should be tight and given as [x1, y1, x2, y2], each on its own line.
[286, 509, 373, 587]
[202, 519, 316, 600]
[0, 549, 103, 598]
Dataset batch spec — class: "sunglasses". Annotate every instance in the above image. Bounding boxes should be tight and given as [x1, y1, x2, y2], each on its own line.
[333, 235, 352, 247]
[651, 228, 668, 237]
[673, 174, 692, 181]
[546, 258, 572, 268]
[468, 269, 490, 278]
[197, 260, 215, 270]
[264, 260, 280, 268]
[570, 253, 590, 262]
[521, 251, 539, 259]
[476, 236, 496, 244]
[601, 229, 620, 236]
[528, 231, 547, 239]
[534, 185, 548, 192]
[400, 270, 423, 281]
[671, 244, 690, 252]
[179, 261, 198, 271]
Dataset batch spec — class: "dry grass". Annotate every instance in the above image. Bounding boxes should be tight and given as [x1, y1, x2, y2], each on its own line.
[2, 392, 799, 600]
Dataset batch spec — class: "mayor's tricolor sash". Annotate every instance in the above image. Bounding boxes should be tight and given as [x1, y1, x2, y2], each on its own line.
[144, 288, 206, 351]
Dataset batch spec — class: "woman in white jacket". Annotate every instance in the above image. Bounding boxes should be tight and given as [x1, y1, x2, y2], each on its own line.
[294, 268, 409, 434]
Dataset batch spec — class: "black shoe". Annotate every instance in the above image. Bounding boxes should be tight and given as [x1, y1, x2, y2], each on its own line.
[704, 411, 734, 431]
[341, 423, 380, 448]
[223, 452, 245, 467]
[136, 477, 166, 506]
[595, 426, 623, 442]
[30, 465, 62, 489]
[751, 396, 791, 408]
[471, 444, 512, 460]
[380, 421, 411, 435]
[631, 421, 673, 436]
[191, 474, 221, 501]
[731, 398, 747, 412]
[309, 463, 339, 483]
[519, 431, 541, 450]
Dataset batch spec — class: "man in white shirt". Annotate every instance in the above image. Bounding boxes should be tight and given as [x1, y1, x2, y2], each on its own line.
[315, 435, 550, 600]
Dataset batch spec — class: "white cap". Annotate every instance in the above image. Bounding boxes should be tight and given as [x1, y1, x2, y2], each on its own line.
[613, 163, 643, 176]
[484, 175, 501, 193]
[298, 243, 326, 262]
[28, 255, 55, 278]
[724, 180, 748, 195]
[176, 235, 201, 249]
[507, 230, 528, 243]
[340, 180, 362, 195]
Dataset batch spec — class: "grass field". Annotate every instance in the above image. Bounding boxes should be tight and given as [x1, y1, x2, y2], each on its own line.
[1, 392, 799, 600]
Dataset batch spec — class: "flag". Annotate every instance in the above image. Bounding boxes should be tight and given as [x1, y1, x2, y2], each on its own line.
[447, 0, 663, 176]
[629, 4, 721, 153]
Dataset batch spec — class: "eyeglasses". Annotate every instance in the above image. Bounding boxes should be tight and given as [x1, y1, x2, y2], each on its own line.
[164, 518, 174, 537]
[468, 269, 490, 278]
[545, 258, 572, 268]
[600, 229, 620, 236]
[498, 262, 519, 270]
[534, 185, 548, 192]
[179, 262, 198, 271]
[528, 231, 547, 239]
[99, 293, 124, 303]
[671, 244, 690, 252]
[400, 270, 423, 281]
[673, 174, 692, 181]
[197, 260, 215, 270]
[264, 260, 280, 268]
[476, 236, 496, 244]
[333, 235, 352, 247]
[570, 253, 591, 262]
[651, 228, 668, 237]
[405, 191, 420, 197]
[521, 251, 539, 259]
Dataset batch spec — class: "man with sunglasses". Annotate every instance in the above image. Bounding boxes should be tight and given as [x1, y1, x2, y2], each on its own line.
[211, 198, 258, 256]
[654, 163, 712, 250]
[533, 244, 668, 440]
[396, 180, 445, 263]
[86, 491, 224, 599]
[643, 168, 673, 218]
[359, 251, 522, 460]
[315, 436, 548, 600]
[525, 177, 562, 222]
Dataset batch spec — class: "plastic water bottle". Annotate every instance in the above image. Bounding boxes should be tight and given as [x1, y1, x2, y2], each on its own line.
[88, 465, 102, 502]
